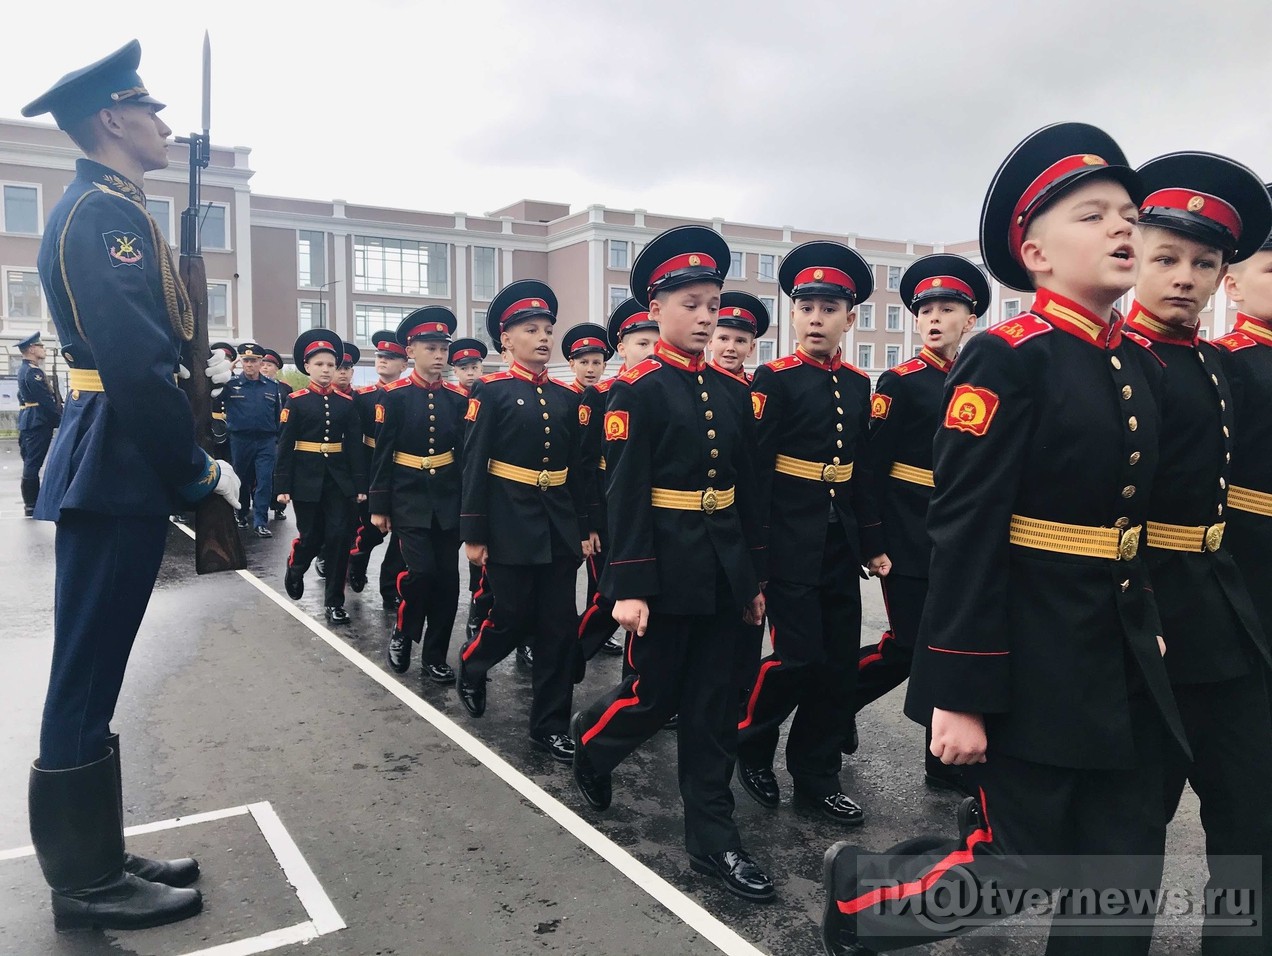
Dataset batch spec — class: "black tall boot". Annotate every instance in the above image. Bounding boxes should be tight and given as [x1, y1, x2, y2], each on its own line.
[29, 751, 202, 931]
[105, 734, 200, 887]
[20, 477, 39, 516]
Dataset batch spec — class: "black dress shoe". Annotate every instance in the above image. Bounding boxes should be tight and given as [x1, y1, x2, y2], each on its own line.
[123, 853, 200, 888]
[424, 662, 455, 685]
[530, 732, 575, 763]
[284, 566, 304, 600]
[387, 629, 411, 673]
[600, 635, 624, 656]
[957, 795, 984, 844]
[315, 558, 327, 578]
[688, 848, 775, 903]
[325, 606, 350, 625]
[796, 789, 865, 827]
[235, 514, 250, 529]
[253, 526, 272, 538]
[24, 505, 35, 517]
[456, 664, 486, 717]
[570, 712, 611, 810]
[516, 645, 534, 667]
[273, 508, 286, 521]
[738, 763, 780, 809]
[822, 842, 876, 954]
[348, 571, 367, 593]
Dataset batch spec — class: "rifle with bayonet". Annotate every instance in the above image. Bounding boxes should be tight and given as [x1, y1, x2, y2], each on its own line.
[176, 32, 245, 574]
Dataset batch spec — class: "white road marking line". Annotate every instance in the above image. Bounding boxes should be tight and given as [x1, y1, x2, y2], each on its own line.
[0, 804, 251, 861]
[248, 802, 345, 935]
[174, 523, 769, 956]
[176, 922, 318, 956]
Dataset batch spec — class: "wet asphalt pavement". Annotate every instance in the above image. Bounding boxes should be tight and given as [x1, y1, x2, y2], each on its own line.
[0, 439, 1212, 955]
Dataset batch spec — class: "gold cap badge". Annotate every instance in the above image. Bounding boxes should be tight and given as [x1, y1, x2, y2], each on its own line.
[931, 278, 943, 287]
[1187, 195, 1206, 212]
[813, 269, 825, 280]
[1082, 154, 1104, 166]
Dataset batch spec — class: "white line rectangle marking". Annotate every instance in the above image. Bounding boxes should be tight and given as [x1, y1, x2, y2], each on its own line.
[248, 801, 346, 935]
[176, 921, 318, 956]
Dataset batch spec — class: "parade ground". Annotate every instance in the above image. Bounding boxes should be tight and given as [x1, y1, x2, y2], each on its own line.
[0, 441, 1213, 955]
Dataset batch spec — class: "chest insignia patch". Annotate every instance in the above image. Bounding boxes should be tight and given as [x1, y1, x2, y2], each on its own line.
[102, 230, 144, 268]
[578, 404, 592, 426]
[604, 410, 629, 441]
[751, 392, 767, 420]
[871, 393, 891, 420]
[943, 384, 999, 437]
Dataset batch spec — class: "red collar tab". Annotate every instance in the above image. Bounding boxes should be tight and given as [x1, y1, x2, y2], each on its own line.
[919, 346, 953, 371]
[569, 337, 607, 356]
[405, 322, 451, 341]
[708, 359, 749, 384]
[718, 306, 757, 329]
[500, 297, 551, 329]
[795, 345, 844, 371]
[1142, 188, 1242, 245]
[1032, 288, 1121, 348]
[1235, 313, 1272, 345]
[410, 371, 442, 389]
[649, 253, 717, 289]
[1126, 301, 1199, 345]
[1010, 153, 1111, 264]
[508, 361, 550, 385]
[569, 379, 586, 393]
[307, 382, 331, 394]
[793, 266, 855, 295]
[914, 275, 975, 301]
[304, 339, 337, 358]
[377, 342, 408, 356]
[450, 349, 481, 364]
[653, 339, 706, 371]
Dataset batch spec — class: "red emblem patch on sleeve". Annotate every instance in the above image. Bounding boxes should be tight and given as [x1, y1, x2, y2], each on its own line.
[464, 398, 481, 422]
[604, 410, 629, 441]
[870, 393, 891, 420]
[279, 407, 290, 423]
[578, 404, 592, 427]
[751, 392, 767, 420]
[944, 385, 1000, 437]
[374, 404, 385, 424]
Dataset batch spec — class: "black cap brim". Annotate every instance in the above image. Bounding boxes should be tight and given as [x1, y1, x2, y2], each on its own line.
[900, 254, 991, 318]
[630, 225, 730, 308]
[778, 240, 874, 304]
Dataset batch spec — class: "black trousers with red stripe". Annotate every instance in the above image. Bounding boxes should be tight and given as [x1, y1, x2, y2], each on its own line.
[856, 574, 927, 711]
[578, 546, 620, 661]
[830, 693, 1167, 954]
[460, 558, 578, 738]
[575, 575, 742, 857]
[290, 477, 355, 608]
[737, 522, 859, 797]
[394, 523, 461, 666]
[348, 503, 405, 601]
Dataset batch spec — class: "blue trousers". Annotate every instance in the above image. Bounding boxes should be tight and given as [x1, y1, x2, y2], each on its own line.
[231, 432, 277, 528]
[19, 425, 54, 480]
[40, 512, 169, 769]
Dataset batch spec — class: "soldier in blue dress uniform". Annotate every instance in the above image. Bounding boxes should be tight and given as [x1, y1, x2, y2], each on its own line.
[16, 331, 61, 516]
[227, 341, 284, 536]
[21, 40, 240, 931]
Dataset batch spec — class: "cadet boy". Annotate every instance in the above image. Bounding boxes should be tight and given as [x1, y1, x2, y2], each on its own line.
[334, 343, 359, 395]
[276, 330, 367, 624]
[571, 226, 775, 903]
[1125, 151, 1272, 950]
[854, 254, 987, 793]
[449, 337, 491, 643]
[16, 331, 61, 516]
[736, 242, 884, 827]
[227, 342, 285, 536]
[822, 123, 1189, 955]
[458, 280, 591, 763]
[374, 310, 468, 683]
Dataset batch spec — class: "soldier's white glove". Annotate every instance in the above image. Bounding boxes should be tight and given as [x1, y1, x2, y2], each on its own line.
[213, 460, 241, 509]
[206, 351, 233, 385]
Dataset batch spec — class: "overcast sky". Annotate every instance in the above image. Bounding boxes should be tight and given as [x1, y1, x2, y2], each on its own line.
[5, 0, 1270, 243]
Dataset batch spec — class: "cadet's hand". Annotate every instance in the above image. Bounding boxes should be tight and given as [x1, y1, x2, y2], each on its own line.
[276, 494, 290, 505]
[581, 539, 594, 558]
[588, 532, 602, 554]
[357, 493, 367, 503]
[866, 553, 892, 577]
[372, 514, 391, 533]
[466, 543, 488, 567]
[614, 599, 650, 637]
[212, 460, 241, 510]
[743, 592, 766, 626]
[930, 708, 987, 766]
[1158, 635, 1166, 657]
[206, 351, 233, 386]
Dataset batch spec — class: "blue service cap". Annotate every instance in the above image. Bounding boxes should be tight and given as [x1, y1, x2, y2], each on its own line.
[21, 40, 166, 130]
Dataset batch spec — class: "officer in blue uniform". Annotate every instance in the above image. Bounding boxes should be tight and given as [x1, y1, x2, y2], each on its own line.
[16, 331, 61, 516]
[21, 40, 240, 932]
[227, 342, 284, 536]
[261, 347, 292, 520]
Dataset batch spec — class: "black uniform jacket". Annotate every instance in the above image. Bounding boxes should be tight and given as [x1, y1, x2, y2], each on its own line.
[273, 384, 366, 501]
[17, 360, 61, 431]
[905, 289, 1188, 770]
[369, 372, 467, 530]
[460, 362, 589, 565]
[1125, 306, 1271, 684]
[750, 346, 883, 586]
[578, 377, 616, 536]
[600, 340, 764, 615]
[862, 346, 951, 579]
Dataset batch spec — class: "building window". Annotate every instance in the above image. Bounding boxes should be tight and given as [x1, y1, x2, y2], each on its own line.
[757, 339, 776, 363]
[354, 304, 414, 345]
[1003, 298, 1021, 320]
[887, 265, 902, 291]
[208, 281, 229, 328]
[913, 345, 923, 357]
[758, 254, 776, 282]
[857, 343, 873, 369]
[857, 303, 874, 330]
[146, 198, 173, 244]
[728, 251, 744, 280]
[200, 203, 228, 250]
[975, 312, 989, 329]
[886, 345, 901, 367]
[1199, 327, 1210, 339]
[609, 285, 628, 314]
[759, 296, 777, 321]
[298, 231, 325, 288]
[886, 304, 903, 331]
[474, 310, 497, 353]
[298, 301, 327, 331]
[2, 184, 39, 234]
[608, 240, 630, 271]
[472, 246, 497, 300]
[353, 236, 449, 296]
[5, 269, 42, 317]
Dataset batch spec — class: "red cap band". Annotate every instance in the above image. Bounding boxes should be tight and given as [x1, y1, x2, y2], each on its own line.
[793, 266, 855, 293]
[500, 297, 550, 328]
[377, 341, 407, 356]
[1142, 188, 1242, 241]
[1010, 153, 1110, 262]
[914, 276, 976, 301]
[720, 306, 757, 328]
[451, 348, 481, 363]
[618, 311, 654, 336]
[342, 352, 355, 364]
[570, 337, 606, 355]
[304, 340, 336, 357]
[406, 322, 451, 340]
[649, 253, 718, 289]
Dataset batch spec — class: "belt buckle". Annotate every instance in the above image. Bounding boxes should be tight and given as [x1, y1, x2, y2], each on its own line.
[1205, 523, 1224, 553]
[701, 488, 718, 514]
[537, 470, 551, 491]
[822, 463, 838, 483]
[1118, 526, 1140, 561]
[421, 456, 432, 469]
[318, 442, 329, 455]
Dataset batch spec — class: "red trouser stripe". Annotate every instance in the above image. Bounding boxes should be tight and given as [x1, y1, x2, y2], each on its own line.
[578, 600, 601, 640]
[395, 569, 410, 631]
[474, 567, 488, 600]
[738, 658, 781, 730]
[462, 611, 494, 662]
[582, 679, 641, 747]
[838, 788, 993, 915]
[288, 537, 300, 568]
[858, 629, 894, 671]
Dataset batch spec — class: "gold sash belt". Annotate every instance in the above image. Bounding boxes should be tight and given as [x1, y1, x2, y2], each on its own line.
[650, 486, 735, 514]
[774, 454, 853, 483]
[488, 459, 567, 489]
[393, 450, 455, 470]
[1009, 514, 1141, 561]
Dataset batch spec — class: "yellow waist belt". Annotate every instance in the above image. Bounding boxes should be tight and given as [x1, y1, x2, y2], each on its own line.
[363, 435, 376, 448]
[393, 450, 455, 470]
[1009, 514, 1142, 561]
[650, 486, 735, 514]
[1228, 485, 1272, 518]
[294, 441, 343, 454]
[1146, 520, 1225, 553]
[599, 456, 606, 471]
[488, 459, 567, 490]
[20, 402, 39, 409]
[211, 411, 227, 421]
[889, 462, 935, 488]
[774, 454, 853, 483]
[68, 368, 105, 392]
